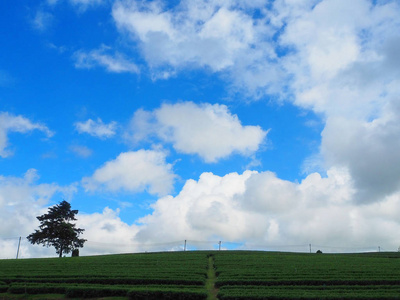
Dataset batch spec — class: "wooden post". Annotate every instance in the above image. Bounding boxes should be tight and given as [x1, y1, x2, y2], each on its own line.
[16, 237, 21, 259]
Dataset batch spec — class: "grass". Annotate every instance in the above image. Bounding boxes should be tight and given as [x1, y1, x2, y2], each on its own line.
[1, 251, 400, 299]
[205, 255, 218, 300]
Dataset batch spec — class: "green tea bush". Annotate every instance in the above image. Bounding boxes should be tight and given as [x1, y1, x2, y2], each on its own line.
[127, 289, 207, 300]
[217, 285, 400, 300]
[0, 281, 8, 293]
[8, 283, 67, 294]
[65, 286, 128, 298]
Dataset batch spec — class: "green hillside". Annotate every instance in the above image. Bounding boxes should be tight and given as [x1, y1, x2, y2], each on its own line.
[1, 251, 400, 299]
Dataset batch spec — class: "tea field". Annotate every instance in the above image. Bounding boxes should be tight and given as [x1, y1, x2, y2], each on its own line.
[1, 251, 400, 299]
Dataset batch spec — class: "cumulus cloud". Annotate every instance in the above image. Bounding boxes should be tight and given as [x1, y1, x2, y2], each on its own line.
[135, 169, 400, 251]
[74, 118, 117, 139]
[274, 0, 400, 201]
[77, 207, 140, 255]
[74, 46, 139, 73]
[127, 102, 268, 162]
[0, 112, 54, 158]
[82, 150, 176, 196]
[109, 0, 400, 203]
[0, 169, 77, 258]
[322, 101, 400, 202]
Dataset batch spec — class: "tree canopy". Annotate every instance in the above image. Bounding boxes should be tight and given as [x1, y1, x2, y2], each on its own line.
[27, 200, 86, 257]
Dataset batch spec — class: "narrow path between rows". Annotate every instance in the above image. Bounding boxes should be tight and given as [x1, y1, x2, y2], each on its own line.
[206, 255, 219, 300]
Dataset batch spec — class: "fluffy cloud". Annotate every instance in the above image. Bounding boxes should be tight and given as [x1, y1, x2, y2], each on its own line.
[74, 46, 139, 74]
[82, 150, 176, 196]
[74, 118, 117, 139]
[322, 101, 400, 202]
[0, 169, 77, 258]
[0, 112, 54, 158]
[110, 0, 400, 203]
[128, 102, 268, 162]
[275, 0, 400, 201]
[135, 169, 400, 252]
[77, 207, 140, 255]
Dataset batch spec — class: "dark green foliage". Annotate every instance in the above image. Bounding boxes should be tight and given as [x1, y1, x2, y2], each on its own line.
[0, 252, 208, 298]
[26, 200, 86, 257]
[127, 288, 207, 300]
[8, 283, 67, 294]
[65, 286, 128, 298]
[0, 281, 8, 293]
[213, 251, 400, 299]
[218, 285, 400, 299]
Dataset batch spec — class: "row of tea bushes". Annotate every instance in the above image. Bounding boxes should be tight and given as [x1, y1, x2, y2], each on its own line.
[218, 285, 400, 300]
[5, 282, 207, 299]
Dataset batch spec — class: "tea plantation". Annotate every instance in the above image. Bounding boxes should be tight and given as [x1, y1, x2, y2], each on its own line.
[1, 251, 400, 299]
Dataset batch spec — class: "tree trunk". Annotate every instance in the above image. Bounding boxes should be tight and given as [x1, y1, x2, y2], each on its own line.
[59, 245, 63, 258]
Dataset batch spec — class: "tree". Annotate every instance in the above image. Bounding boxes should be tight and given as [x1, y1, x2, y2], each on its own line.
[27, 200, 86, 257]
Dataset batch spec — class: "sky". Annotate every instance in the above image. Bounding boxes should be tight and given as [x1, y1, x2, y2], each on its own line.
[1, 0, 400, 258]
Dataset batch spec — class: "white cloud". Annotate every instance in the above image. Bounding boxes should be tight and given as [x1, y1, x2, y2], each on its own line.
[82, 150, 176, 196]
[74, 46, 139, 73]
[0, 112, 54, 158]
[74, 118, 117, 139]
[77, 207, 140, 255]
[111, 0, 281, 87]
[322, 100, 400, 202]
[128, 102, 268, 162]
[273, 0, 400, 201]
[135, 169, 400, 251]
[0, 169, 77, 258]
[110, 0, 400, 202]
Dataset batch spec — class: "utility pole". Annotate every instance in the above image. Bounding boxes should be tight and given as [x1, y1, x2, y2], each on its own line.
[218, 241, 221, 251]
[309, 244, 312, 253]
[184, 240, 187, 251]
[16, 237, 21, 259]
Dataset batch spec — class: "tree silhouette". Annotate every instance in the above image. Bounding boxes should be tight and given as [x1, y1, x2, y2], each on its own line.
[27, 200, 86, 257]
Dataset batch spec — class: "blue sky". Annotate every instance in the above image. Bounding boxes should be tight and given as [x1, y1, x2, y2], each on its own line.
[1, 0, 400, 257]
